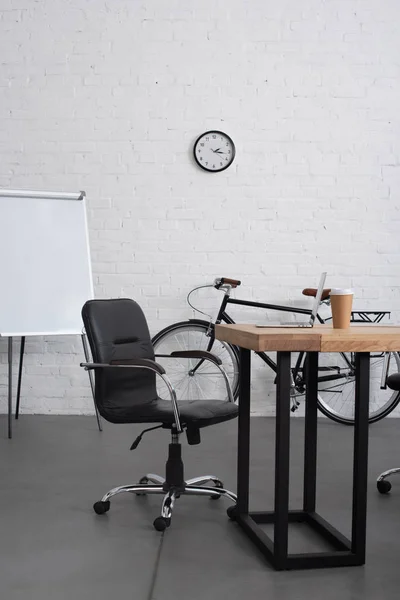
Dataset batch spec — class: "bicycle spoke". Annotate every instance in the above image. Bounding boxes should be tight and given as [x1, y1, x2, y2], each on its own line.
[192, 376, 208, 400]
[174, 334, 189, 352]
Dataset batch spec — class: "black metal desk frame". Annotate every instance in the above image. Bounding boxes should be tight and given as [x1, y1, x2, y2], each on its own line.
[237, 348, 370, 570]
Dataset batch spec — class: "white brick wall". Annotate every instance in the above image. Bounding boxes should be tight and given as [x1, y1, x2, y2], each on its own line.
[1, 0, 400, 416]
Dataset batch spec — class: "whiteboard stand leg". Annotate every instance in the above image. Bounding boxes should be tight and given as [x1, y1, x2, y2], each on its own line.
[15, 336, 25, 420]
[8, 337, 13, 439]
[81, 333, 102, 432]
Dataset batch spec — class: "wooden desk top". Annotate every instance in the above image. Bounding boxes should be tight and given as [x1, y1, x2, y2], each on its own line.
[215, 324, 400, 353]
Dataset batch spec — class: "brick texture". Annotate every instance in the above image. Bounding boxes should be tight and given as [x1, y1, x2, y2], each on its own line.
[0, 0, 400, 416]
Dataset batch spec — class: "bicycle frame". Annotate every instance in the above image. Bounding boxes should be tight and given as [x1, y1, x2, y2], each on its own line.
[152, 280, 398, 423]
[196, 287, 354, 391]
[216, 293, 324, 375]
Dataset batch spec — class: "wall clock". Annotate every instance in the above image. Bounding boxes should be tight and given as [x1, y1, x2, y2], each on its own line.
[193, 130, 235, 172]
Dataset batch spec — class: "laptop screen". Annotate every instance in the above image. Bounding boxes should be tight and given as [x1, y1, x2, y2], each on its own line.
[310, 272, 327, 324]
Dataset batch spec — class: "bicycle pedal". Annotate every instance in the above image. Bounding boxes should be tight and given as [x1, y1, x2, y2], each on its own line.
[290, 399, 301, 412]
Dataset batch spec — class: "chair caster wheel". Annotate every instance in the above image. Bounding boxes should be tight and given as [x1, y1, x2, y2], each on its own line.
[136, 477, 149, 496]
[227, 505, 237, 521]
[153, 517, 170, 532]
[377, 480, 392, 494]
[210, 481, 223, 500]
[93, 500, 110, 515]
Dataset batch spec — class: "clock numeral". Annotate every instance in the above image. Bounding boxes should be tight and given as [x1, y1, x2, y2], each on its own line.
[205, 137, 209, 141]
[220, 162, 223, 166]
[212, 135, 216, 139]
[228, 150, 231, 154]
[200, 157, 203, 161]
[200, 143, 204, 146]
[205, 162, 208, 165]
[226, 142, 229, 146]
[212, 164, 215, 168]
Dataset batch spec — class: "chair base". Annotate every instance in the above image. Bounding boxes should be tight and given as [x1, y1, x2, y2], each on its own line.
[377, 468, 400, 494]
[93, 433, 237, 530]
[95, 474, 237, 530]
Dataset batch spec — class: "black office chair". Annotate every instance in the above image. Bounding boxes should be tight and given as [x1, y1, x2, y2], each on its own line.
[377, 373, 400, 494]
[81, 298, 238, 531]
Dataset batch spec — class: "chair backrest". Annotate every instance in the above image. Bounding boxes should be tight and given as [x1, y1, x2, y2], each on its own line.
[82, 298, 158, 423]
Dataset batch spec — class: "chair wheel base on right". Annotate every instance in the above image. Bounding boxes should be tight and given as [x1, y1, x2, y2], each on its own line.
[377, 480, 392, 494]
[377, 467, 400, 494]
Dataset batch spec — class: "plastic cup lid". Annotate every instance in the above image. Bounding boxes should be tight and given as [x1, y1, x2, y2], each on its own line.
[330, 288, 354, 295]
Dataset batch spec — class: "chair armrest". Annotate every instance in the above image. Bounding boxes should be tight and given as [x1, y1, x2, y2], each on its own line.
[110, 358, 166, 375]
[80, 362, 112, 370]
[80, 360, 181, 432]
[80, 359, 165, 375]
[155, 351, 222, 365]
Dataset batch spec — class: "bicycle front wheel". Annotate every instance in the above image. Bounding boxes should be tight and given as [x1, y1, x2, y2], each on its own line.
[317, 352, 400, 425]
[152, 320, 240, 402]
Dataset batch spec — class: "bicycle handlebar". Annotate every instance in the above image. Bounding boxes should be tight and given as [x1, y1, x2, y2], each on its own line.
[214, 277, 241, 289]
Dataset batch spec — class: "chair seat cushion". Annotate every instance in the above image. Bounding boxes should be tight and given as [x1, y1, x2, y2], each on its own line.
[177, 400, 238, 427]
[101, 398, 238, 427]
[387, 373, 400, 391]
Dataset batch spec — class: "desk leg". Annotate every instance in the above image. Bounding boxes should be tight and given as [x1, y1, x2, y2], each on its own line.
[303, 352, 318, 512]
[8, 337, 13, 439]
[237, 348, 251, 514]
[233, 346, 369, 570]
[274, 351, 291, 566]
[352, 352, 370, 564]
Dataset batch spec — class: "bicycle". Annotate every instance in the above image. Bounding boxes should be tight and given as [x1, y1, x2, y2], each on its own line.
[152, 277, 400, 425]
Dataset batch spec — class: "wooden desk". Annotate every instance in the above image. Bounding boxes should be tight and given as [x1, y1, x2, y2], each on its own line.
[215, 324, 400, 571]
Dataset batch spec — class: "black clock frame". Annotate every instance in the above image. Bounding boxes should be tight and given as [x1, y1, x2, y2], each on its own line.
[193, 130, 236, 173]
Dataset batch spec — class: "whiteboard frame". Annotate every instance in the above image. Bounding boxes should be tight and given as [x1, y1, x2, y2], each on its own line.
[0, 188, 94, 337]
[0, 189, 84, 201]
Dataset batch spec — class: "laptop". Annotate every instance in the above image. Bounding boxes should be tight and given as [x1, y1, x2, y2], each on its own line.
[256, 272, 327, 328]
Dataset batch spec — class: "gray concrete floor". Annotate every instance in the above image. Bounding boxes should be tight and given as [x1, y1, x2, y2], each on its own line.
[1, 415, 400, 600]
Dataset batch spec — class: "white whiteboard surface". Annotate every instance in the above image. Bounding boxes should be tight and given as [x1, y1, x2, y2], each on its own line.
[0, 190, 94, 337]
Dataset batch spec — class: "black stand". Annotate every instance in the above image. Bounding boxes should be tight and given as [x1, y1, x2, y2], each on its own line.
[15, 336, 25, 420]
[8, 337, 13, 439]
[6, 333, 102, 438]
[236, 348, 370, 571]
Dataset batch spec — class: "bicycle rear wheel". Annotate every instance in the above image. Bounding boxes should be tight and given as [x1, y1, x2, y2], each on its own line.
[317, 352, 400, 424]
[152, 321, 240, 402]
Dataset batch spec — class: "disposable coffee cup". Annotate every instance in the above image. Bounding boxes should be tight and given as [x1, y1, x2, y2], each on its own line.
[330, 288, 354, 329]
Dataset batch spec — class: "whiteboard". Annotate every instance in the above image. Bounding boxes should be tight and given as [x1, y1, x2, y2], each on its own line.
[0, 189, 94, 336]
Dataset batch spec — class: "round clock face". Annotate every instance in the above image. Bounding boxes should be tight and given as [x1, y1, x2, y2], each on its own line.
[193, 130, 235, 172]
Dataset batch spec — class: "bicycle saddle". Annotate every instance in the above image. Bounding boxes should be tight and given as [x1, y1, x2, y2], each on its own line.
[302, 287, 331, 301]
